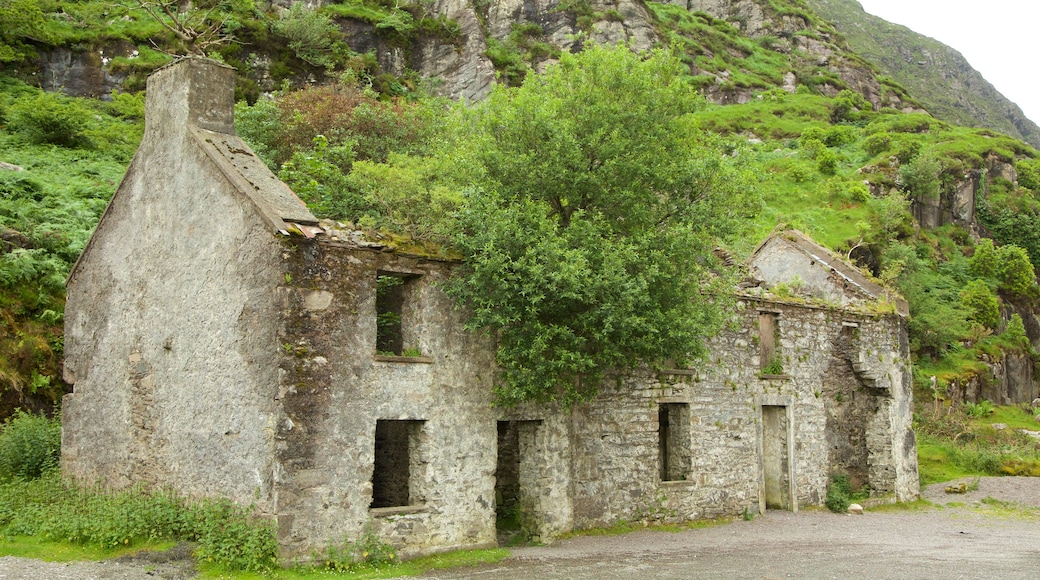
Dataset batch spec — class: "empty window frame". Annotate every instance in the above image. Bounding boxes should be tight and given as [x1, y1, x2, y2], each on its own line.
[759, 311, 782, 373]
[370, 419, 425, 509]
[658, 403, 690, 482]
[376, 272, 420, 356]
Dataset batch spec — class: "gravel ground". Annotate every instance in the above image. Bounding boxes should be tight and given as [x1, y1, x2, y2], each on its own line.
[0, 477, 1038, 579]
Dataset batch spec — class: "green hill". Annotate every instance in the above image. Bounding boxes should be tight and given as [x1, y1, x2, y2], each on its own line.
[807, 0, 1040, 148]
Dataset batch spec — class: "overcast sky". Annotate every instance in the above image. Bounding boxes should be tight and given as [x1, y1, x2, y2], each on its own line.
[855, 0, 1040, 125]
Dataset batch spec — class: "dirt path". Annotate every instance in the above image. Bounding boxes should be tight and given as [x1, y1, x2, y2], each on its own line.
[1, 477, 1038, 579]
[420, 477, 1040, 580]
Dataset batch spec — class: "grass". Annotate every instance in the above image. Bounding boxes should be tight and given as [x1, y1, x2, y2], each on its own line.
[977, 405, 1040, 431]
[915, 406, 1040, 485]
[195, 548, 509, 579]
[558, 517, 732, 539]
[0, 537, 507, 579]
[0, 535, 178, 562]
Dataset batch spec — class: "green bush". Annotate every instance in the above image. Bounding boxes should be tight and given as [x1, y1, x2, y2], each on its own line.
[996, 245, 1036, 296]
[7, 91, 94, 147]
[823, 125, 859, 148]
[959, 280, 1000, 330]
[898, 151, 941, 200]
[1000, 314, 1032, 353]
[0, 410, 60, 480]
[1016, 158, 1040, 191]
[862, 131, 892, 157]
[817, 148, 838, 175]
[825, 474, 852, 513]
[271, 3, 351, 70]
[969, 238, 999, 280]
[963, 400, 995, 418]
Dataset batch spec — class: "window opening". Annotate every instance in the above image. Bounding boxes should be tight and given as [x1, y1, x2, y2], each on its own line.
[759, 312, 783, 374]
[371, 419, 424, 508]
[376, 272, 420, 356]
[658, 403, 689, 481]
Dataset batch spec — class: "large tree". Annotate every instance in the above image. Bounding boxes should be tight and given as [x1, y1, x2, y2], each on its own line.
[446, 45, 758, 406]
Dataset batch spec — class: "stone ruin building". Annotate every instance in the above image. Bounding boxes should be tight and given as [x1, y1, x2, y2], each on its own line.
[61, 58, 919, 557]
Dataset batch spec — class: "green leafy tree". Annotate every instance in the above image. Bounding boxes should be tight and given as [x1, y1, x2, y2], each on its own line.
[996, 244, 1037, 297]
[897, 150, 941, 201]
[445, 45, 757, 406]
[959, 279, 1000, 330]
[969, 238, 999, 280]
[271, 3, 351, 70]
[127, 0, 251, 55]
[885, 242, 970, 358]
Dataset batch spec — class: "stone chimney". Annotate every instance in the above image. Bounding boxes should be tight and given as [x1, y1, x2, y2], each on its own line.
[144, 57, 237, 136]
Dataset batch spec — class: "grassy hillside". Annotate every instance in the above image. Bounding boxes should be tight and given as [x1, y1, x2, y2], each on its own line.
[807, 0, 1040, 149]
[0, 77, 143, 411]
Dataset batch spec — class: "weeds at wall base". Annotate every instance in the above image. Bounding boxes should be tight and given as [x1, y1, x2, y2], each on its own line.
[0, 471, 279, 573]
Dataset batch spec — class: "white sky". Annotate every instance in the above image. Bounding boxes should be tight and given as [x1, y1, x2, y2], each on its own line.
[855, 1, 1040, 126]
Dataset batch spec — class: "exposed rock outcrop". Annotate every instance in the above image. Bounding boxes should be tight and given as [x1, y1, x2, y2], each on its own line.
[37, 46, 131, 100]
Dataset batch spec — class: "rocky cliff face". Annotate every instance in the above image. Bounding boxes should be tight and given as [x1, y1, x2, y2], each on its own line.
[376, 0, 660, 101]
[806, 0, 1040, 149]
[37, 0, 911, 110]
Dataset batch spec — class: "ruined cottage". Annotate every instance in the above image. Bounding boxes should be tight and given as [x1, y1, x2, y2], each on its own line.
[62, 58, 919, 557]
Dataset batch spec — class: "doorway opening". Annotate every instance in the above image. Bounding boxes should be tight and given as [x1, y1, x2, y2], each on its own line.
[761, 405, 793, 510]
[495, 420, 541, 544]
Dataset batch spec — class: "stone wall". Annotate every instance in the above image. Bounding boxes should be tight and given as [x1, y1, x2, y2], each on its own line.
[566, 297, 918, 527]
[273, 240, 501, 556]
[62, 62, 288, 510]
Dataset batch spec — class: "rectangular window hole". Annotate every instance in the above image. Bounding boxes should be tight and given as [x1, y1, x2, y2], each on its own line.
[371, 419, 425, 509]
[376, 272, 420, 356]
[659, 403, 689, 482]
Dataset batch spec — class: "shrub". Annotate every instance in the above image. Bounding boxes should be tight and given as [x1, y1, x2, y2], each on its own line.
[825, 474, 852, 513]
[1000, 313, 1032, 353]
[1016, 158, 1040, 191]
[862, 131, 892, 157]
[0, 410, 60, 481]
[963, 400, 995, 418]
[898, 151, 941, 200]
[319, 528, 397, 572]
[959, 280, 1000, 330]
[271, 3, 351, 70]
[996, 245, 1036, 296]
[7, 91, 94, 147]
[189, 497, 280, 572]
[823, 125, 858, 148]
[817, 148, 838, 175]
[257, 83, 440, 167]
[969, 238, 999, 280]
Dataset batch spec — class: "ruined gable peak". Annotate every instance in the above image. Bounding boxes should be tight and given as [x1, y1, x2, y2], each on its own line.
[145, 57, 236, 136]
